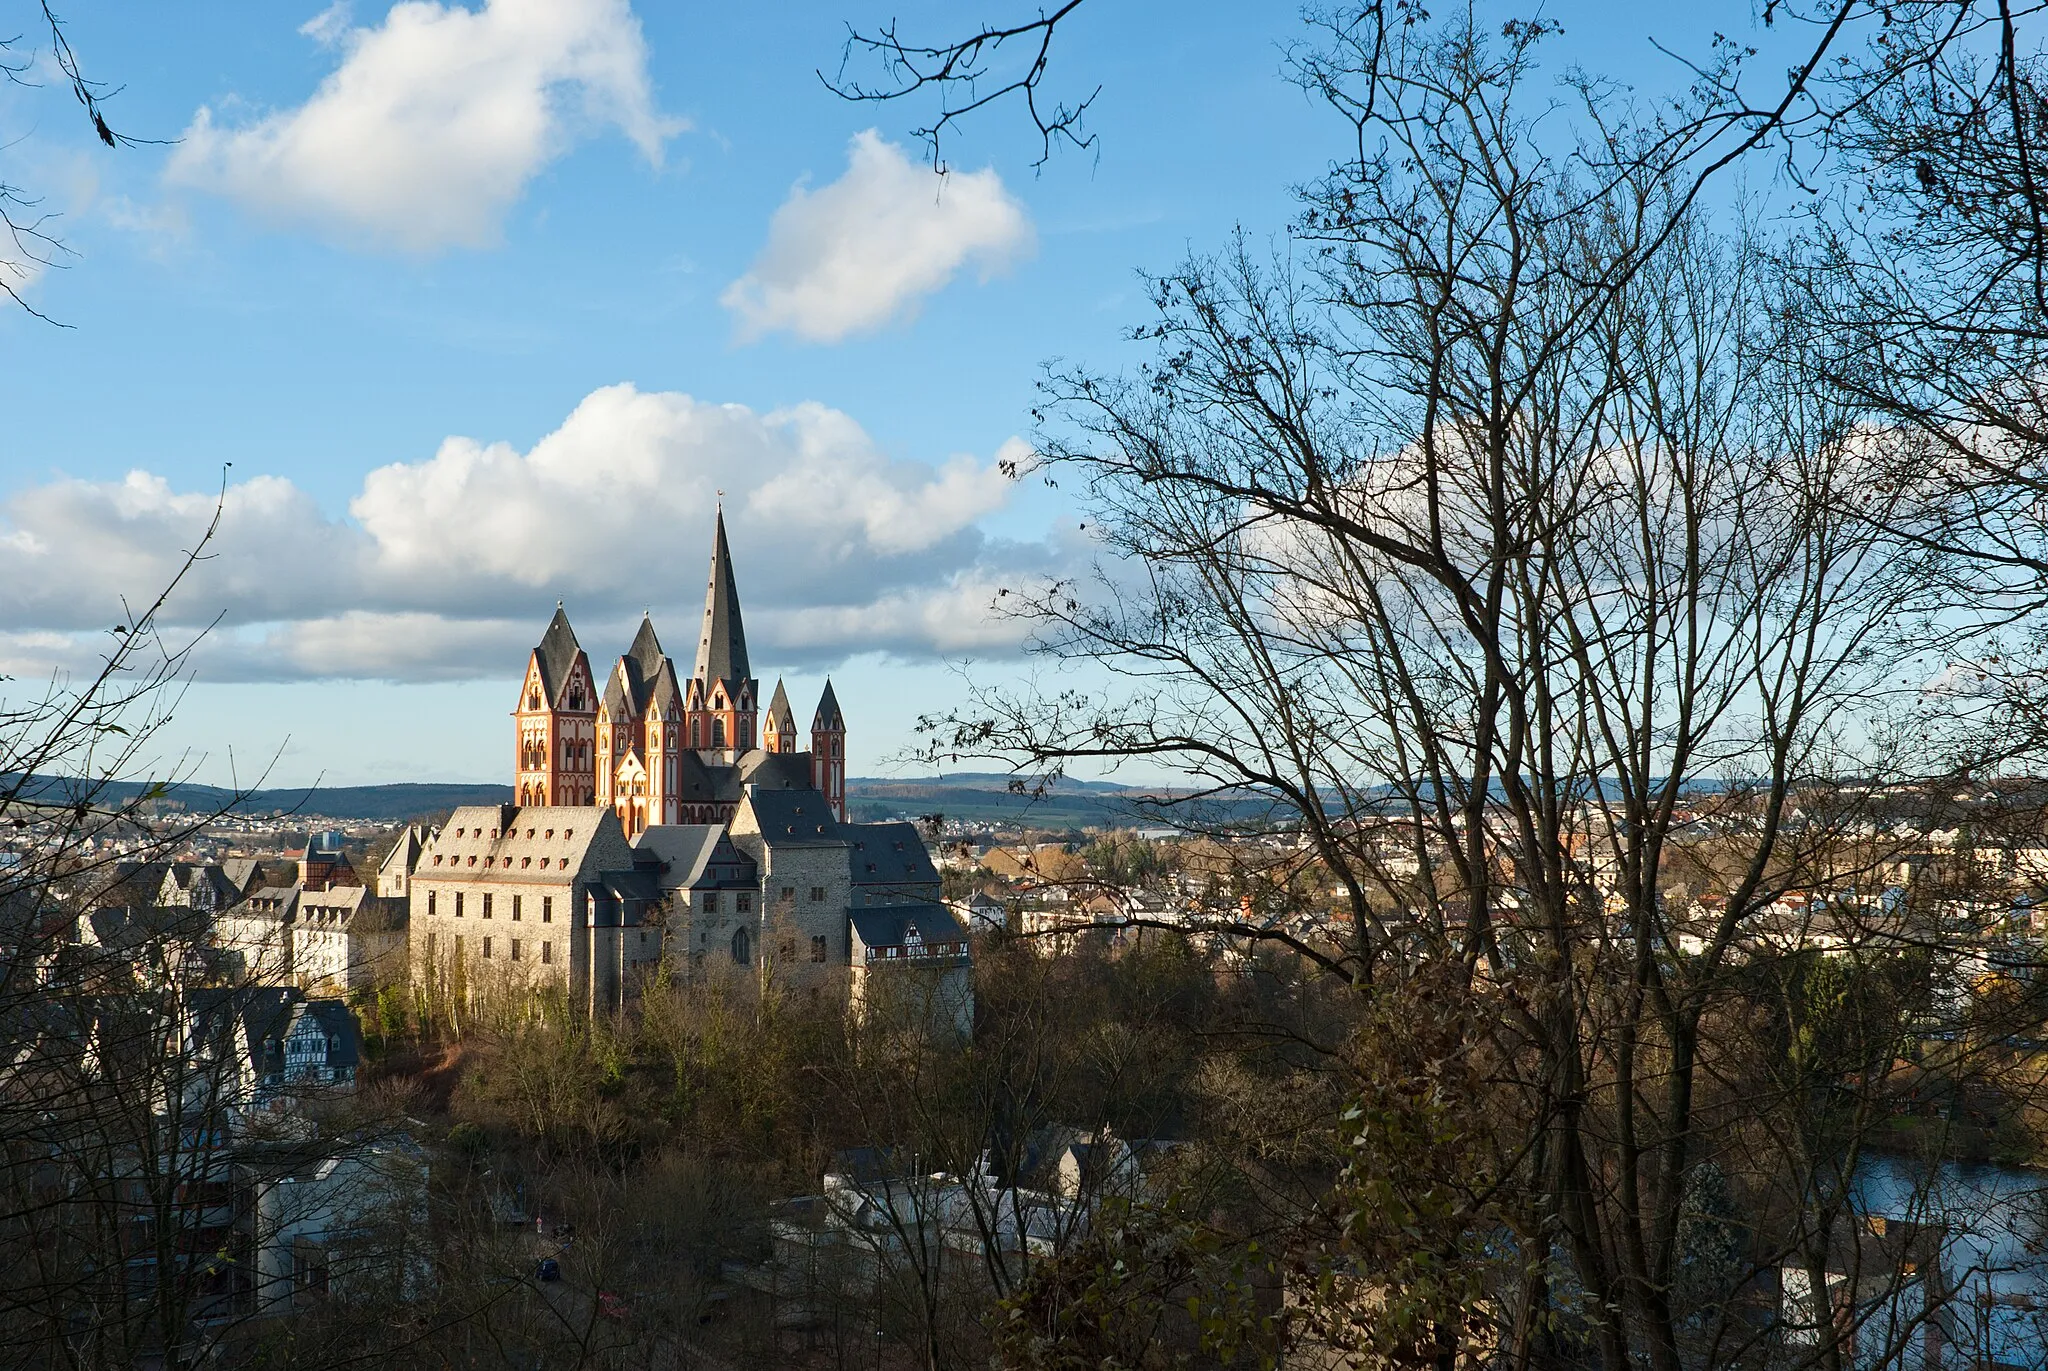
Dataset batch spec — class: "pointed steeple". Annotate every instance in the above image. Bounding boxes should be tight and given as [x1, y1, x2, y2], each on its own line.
[533, 605, 583, 704]
[764, 679, 798, 752]
[694, 509, 751, 688]
[767, 679, 796, 730]
[812, 679, 844, 731]
[623, 614, 667, 710]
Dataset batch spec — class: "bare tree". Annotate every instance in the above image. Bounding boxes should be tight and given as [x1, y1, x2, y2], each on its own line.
[1, 3, 152, 319]
[911, 10, 2044, 1369]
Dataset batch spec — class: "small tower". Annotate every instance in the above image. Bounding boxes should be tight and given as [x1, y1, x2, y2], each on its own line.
[810, 679, 846, 823]
[514, 604, 597, 806]
[687, 510, 759, 760]
[763, 679, 799, 754]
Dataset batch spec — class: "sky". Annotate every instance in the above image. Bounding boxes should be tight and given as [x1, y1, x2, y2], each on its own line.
[0, 0, 1796, 790]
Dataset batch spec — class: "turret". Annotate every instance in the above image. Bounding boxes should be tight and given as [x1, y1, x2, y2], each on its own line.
[513, 604, 597, 806]
[810, 679, 846, 823]
[763, 679, 799, 754]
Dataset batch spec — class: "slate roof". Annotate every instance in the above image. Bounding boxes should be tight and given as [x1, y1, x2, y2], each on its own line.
[849, 902, 969, 951]
[740, 786, 844, 845]
[417, 805, 623, 886]
[737, 750, 813, 793]
[693, 510, 751, 688]
[227, 885, 302, 923]
[221, 857, 268, 897]
[584, 868, 665, 926]
[298, 884, 406, 932]
[533, 606, 585, 706]
[766, 679, 797, 735]
[845, 822, 941, 889]
[632, 825, 758, 889]
[812, 679, 844, 731]
[286, 999, 361, 1072]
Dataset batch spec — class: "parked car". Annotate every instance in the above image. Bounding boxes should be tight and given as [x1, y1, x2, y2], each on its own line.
[536, 1258, 561, 1283]
[598, 1291, 628, 1320]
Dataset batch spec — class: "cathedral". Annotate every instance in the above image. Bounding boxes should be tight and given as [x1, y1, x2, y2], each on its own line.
[511, 512, 848, 832]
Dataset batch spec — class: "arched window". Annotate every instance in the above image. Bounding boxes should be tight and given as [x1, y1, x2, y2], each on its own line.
[692, 718, 702, 748]
[712, 718, 726, 748]
[731, 927, 751, 966]
[527, 689, 540, 710]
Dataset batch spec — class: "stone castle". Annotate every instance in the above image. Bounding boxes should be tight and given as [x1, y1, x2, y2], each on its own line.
[400, 514, 970, 1025]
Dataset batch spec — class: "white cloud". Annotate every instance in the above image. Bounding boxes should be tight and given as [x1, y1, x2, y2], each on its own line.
[0, 385, 1054, 684]
[166, 0, 681, 251]
[722, 129, 1034, 344]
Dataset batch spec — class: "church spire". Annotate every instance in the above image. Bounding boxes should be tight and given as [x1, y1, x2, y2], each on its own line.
[694, 508, 751, 688]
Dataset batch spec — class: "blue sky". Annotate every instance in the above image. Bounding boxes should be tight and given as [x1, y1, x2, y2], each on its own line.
[0, 1, 1793, 789]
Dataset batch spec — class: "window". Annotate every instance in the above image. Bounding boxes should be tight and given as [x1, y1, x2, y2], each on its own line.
[426, 932, 436, 959]
[541, 941, 552, 965]
[511, 939, 522, 961]
[512, 895, 522, 921]
[780, 886, 794, 902]
[712, 718, 726, 747]
[455, 935, 465, 959]
[454, 893, 465, 918]
[703, 892, 719, 914]
[731, 928, 751, 965]
[781, 938, 796, 961]
[738, 892, 752, 912]
[483, 938, 493, 959]
[810, 886, 826, 902]
[481, 894, 493, 919]
[427, 891, 436, 916]
[542, 896, 553, 923]
[810, 935, 827, 963]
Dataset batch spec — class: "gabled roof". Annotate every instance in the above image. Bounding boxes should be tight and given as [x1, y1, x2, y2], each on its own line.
[693, 509, 751, 688]
[632, 825, 758, 889]
[221, 857, 266, 896]
[813, 679, 844, 731]
[532, 605, 586, 706]
[766, 679, 797, 734]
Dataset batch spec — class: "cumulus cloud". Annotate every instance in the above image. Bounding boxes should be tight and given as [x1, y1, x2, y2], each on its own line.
[722, 130, 1034, 343]
[166, 0, 681, 251]
[0, 385, 1057, 684]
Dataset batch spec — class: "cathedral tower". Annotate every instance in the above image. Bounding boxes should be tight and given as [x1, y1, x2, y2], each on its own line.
[686, 510, 758, 762]
[513, 605, 597, 806]
[596, 614, 685, 834]
[763, 679, 799, 753]
[811, 679, 846, 823]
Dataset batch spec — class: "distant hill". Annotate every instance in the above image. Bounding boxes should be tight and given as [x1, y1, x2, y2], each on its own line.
[844, 774, 1188, 829]
[6, 769, 1218, 829]
[6, 775, 513, 823]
